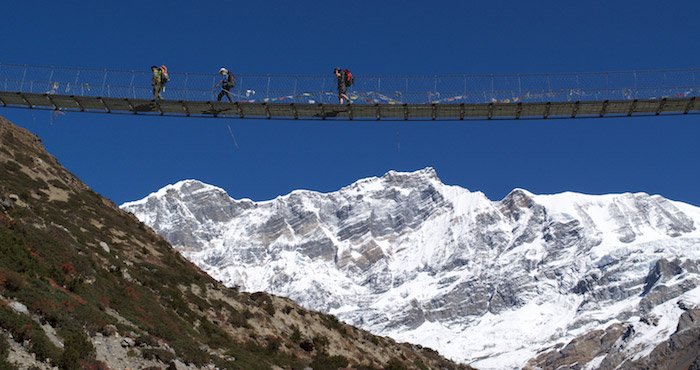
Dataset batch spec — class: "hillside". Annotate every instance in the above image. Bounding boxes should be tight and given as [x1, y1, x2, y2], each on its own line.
[123, 169, 700, 369]
[0, 114, 470, 370]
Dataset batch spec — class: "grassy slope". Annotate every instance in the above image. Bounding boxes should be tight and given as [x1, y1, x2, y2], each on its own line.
[0, 115, 472, 370]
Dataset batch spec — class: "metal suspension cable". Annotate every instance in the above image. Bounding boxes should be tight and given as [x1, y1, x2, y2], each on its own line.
[0, 63, 698, 105]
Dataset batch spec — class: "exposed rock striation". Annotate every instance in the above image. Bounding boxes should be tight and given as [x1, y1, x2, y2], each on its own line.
[124, 162, 700, 369]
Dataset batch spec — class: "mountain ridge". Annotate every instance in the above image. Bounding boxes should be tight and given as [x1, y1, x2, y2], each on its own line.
[123, 168, 700, 369]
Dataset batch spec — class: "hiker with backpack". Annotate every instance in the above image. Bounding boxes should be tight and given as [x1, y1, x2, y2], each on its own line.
[334, 67, 353, 104]
[150, 65, 169, 100]
[216, 67, 236, 102]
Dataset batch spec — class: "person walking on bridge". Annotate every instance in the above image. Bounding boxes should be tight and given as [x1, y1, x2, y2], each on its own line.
[216, 67, 236, 102]
[334, 67, 350, 104]
[151, 65, 164, 100]
[334, 67, 354, 104]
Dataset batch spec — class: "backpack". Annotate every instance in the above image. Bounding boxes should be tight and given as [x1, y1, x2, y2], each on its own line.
[344, 69, 354, 87]
[226, 73, 236, 87]
[160, 65, 169, 83]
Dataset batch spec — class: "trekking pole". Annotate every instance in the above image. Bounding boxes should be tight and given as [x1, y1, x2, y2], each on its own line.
[216, 87, 236, 102]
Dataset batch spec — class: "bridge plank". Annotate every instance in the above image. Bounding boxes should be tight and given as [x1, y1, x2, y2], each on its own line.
[1, 92, 697, 121]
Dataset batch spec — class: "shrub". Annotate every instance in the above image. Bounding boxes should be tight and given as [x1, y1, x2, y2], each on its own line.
[198, 318, 231, 349]
[2, 270, 25, 292]
[320, 313, 344, 333]
[59, 328, 96, 370]
[309, 353, 349, 370]
[290, 326, 301, 342]
[185, 291, 210, 312]
[60, 263, 76, 275]
[3, 160, 21, 173]
[79, 360, 109, 370]
[171, 340, 209, 367]
[211, 356, 238, 370]
[123, 286, 140, 301]
[0, 333, 8, 357]
[0, 333, 13, 369]
[13, 153, 33, 167]
[265, 336, 281, 353]
[65, 275, 84, 293]
[135, 334, 159, 347]
[413, 360, 429, 370]
[142, 348, 175, 363]
[299, 340, 314, 352]
[228, 307, 251, 328]
[312, 336, 329, 351]
[384, 358, 408, 370]
[250, 292, 275, 316]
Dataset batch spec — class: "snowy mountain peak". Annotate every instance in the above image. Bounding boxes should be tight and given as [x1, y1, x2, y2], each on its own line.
[338, 167, 443, 195]
[121, 169, 700, 369]
[122, 179, 228, 208]
[382, 167, 441, 183]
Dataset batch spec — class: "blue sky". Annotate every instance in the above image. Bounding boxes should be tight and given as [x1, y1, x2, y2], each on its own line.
[1, 0, 699, 205]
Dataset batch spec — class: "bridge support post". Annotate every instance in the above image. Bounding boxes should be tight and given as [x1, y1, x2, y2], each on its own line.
[655, 98, 667, 115]
[207, 102, 217, 117]
[180, 101, 191, 116]
[571, 101, 580, 118]
[263, 103, 271, 119]
[627, 99, 638, 116]
[17, 93, 33, 108]
[45, 94, 59, 110]
[97, 97, 111, 113]
[684, 97, 696, 114]
[70, 95, 85, 111]
[290, 103, 299, 120]
[124, 98, 137, 114]
[599, 100, 609, 117]
[318, 103, 326, 120]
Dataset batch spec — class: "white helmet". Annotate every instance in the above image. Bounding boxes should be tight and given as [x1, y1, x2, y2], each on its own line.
[219, 67, 228, 74]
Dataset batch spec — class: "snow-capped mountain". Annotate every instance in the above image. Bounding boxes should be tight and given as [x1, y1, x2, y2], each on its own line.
[121, 168, 700, 369]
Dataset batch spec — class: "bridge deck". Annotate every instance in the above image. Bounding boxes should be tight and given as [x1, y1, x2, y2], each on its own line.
[0, 92, 697, 121]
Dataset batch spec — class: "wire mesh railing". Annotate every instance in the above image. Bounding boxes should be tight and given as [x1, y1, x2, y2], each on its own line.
[0, 63, 698, 105]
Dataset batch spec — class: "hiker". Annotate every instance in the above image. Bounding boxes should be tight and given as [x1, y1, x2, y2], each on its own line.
[160, 64, 170, 93]
[334, 67, 353, 104]
[216, 67, 236, 102]
[151, 65, 164, 100]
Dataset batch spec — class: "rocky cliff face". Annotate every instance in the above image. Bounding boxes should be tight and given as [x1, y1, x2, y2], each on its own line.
[0, 114, 468, 370]
[123, 168, 700, 369]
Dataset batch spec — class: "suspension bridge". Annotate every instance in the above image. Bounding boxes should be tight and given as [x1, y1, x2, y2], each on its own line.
[0, 64, 697, 121]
